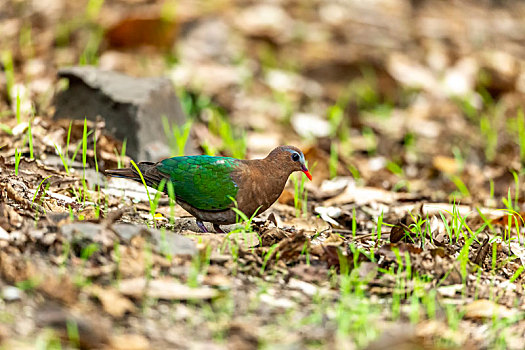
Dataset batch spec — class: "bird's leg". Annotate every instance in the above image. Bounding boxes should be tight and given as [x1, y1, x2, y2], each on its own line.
[196, 221, 208, 233]
[213, 223, 225, 233]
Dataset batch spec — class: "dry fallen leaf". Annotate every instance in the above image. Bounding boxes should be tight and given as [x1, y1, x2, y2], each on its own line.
[118, 278, 218, 300]
[286, 216, 330, 234]
[433, 155, 460, 175]
[0, 203, 23, 230]
[464, 299, 517, 319]
[87, 285, 136, 318]
[109, 334, 150, 350]
[490, 211, 525, 229]
[106, 17, 178, 49]
[303, 146, 350, 185]
[277, 188, 295, 205]
[259, 225, 289, 246]
[265, 232, 309, 265]
[324, 185, 399, 206]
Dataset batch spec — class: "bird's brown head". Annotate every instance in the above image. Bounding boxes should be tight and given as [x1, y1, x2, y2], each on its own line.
[266, 146, 312, 181]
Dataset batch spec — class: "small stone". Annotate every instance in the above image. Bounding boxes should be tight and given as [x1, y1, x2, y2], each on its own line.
[315, 206, 342, 226]
[61, 222, 102, 241]
[437, 284, 463, 297]
[0, 227, 9, 241]
[287, 278, 318, 296]
[2, 286, 22, 301]
[291, 113, 331, 138]
[259, 293, 294, 309]
[235, 4, 293, 43]
[179, 18, 235, 63]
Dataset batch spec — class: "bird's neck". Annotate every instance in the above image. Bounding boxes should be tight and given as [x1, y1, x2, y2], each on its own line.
[260, 156, 293, 182]
[249, 157, 292, 204]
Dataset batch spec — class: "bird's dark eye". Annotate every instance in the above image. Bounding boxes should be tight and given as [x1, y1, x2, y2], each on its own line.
[291, 153, 300, 162]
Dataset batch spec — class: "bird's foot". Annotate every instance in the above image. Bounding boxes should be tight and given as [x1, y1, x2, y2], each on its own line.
[196, 221, 208, 233]
[213, 223, 225, 233]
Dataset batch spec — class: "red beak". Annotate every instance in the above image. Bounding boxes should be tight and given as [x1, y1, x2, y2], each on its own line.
[301, 165, 312, 181]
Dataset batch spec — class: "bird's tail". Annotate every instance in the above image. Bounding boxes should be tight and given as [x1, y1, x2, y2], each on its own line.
[105, 162, 164, 189]
[104, 167, 136, 179]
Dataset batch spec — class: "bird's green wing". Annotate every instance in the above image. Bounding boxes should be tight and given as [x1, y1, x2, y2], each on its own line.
[156, 155, 241, 211]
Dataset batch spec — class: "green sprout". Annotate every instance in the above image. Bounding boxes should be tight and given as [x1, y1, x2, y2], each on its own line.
[162, 117, 192, 156]
[329, 143, 338, 179]
[14, 148, 21, 175]
[291, 171, 308, 217]
[1, 51, 14, 100]
[114, 138, 127, 169]
[16, 88, 21, 124]
[27, 117, 34, 159]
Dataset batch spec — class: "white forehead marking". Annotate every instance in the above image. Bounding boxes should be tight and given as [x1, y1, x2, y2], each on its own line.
[284, 148, 299, 155]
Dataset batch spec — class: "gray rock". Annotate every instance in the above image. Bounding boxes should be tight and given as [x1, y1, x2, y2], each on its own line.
[112, 223, 197, 257]
[60, 222, 197, 257]
[83, 168, 106, 190]
[54, 66, 194, 161]
[61, 222, 101, 241]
